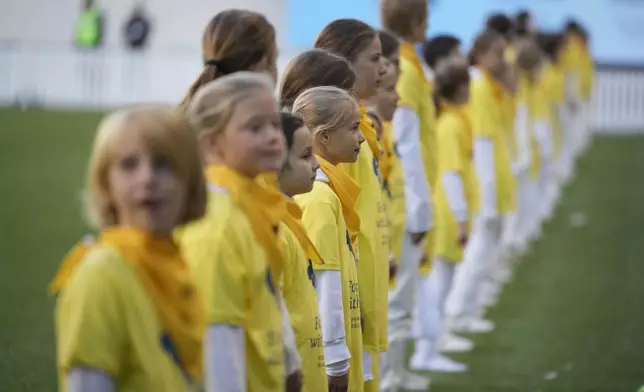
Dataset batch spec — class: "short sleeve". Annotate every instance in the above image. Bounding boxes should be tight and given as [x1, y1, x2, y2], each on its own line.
[56, 253, 127, 378]
[184, 227, 247, 326]
[301, 200, 341, 271]
[469, 81, 497, 138]
[397, 60, 421, 113]
[438, 117, 464, 173]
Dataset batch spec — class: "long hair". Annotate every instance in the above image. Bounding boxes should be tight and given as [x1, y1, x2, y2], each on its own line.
[314, 18, 377, 63]
[180, 10, 276, 106]
[279, 49, 356, 109]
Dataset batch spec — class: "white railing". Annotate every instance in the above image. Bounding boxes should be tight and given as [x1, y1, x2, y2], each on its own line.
[1, 43, 643, 133]
[591, 66, 644, 133]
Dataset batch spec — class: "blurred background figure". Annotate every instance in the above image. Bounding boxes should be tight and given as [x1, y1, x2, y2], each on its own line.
[123, 2, 151, 51]
[75, 0, 105, 106]
[122, 2, 152, 102]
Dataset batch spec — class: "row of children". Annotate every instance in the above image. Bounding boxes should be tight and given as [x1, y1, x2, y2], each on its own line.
[49, 1, 594, 391]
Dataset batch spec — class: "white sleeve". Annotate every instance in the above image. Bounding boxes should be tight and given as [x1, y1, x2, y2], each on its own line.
[392, 106, 432, 232]
[67, 368, 115, 392]
[474, 137, 498, 219]
[363, 351, 374, 381]
[534, 119, 553, 159]
[442, 172, 468, 223]
[281, 298, 302, 376]
[314, 269, 350, 376]
[205, 325, 246, 392]
[514, 103, 532, 171]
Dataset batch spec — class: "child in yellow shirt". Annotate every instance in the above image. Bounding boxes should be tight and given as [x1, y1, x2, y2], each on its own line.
[52, 106, 207, 392]
[315, 19, 390, 389]
[181, 73, 302, 392]
[293, 86, 366, 392]
[275, 112, 328, 392]
[516, 39, 554, 241]
[445, 30, 512, 335]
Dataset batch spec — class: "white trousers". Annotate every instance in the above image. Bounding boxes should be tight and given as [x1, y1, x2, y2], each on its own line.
[412, 257, 457, 342]
[388, 232, 423, 337]
[383, 232, 423, 379]
[445, 215, 502, 320]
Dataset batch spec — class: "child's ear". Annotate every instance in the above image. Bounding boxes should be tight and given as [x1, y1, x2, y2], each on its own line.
[317, 130, 330, 145]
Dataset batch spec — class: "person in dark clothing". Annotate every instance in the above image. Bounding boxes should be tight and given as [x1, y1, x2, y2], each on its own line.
[124, 4, 151, 50]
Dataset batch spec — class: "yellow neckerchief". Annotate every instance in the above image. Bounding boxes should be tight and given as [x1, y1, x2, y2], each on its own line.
[284, 198, 325, 265]
[440, 101, 473, 157]
[100, 227, 204, 381]
[258, 172, 326, 266]
[359, 104, 383, 163]
[205, 165, 286, 279]
[49, 236, 95, 294]
[399, 41, 427, 84]
[316, 154, 361, 243]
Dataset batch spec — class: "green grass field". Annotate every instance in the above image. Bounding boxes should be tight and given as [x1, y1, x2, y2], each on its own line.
[1, 108, 643, 391]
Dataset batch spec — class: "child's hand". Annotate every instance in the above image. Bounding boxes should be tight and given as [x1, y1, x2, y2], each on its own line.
[388, 254, 397, 278]
[458, 222, 469, 247]
[286, 370, 303, 392]
[327, 372, 349, 392]
[419, 251, 429, 267]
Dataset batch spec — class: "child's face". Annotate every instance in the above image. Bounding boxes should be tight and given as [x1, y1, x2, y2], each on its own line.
[279, 126, 319, 197]
[411, 14, 429, 42]
[479, 38, 506, 75]
[351, 37, 387, 100]
[216, 89, 285, 178]
[108, 135, 186, 237]
[321, 102, 364, 163]
[375, 67, 400, 122]
[386, 53, 400, 74]
[448, 45, 466, 64]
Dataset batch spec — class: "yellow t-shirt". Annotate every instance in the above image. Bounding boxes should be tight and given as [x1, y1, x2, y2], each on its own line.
[296, 180, 364, 392]
[382, 121, 406, 263]
[398, 52, 437, 188]
[179, 190, 284, 392]
[56, 246, 197, 392]
[542, 62, 566, 158]
[562, 36, 584, 99]
[397, 49, 437, 276]
[340, 138, 390, 353]
[519, 73, 550, 179]
[433, 109, 476, 262]
[579, 46, 594, 100]
[279, 224, 326, 392]
[468, 71, 515, 213]
[502, 91, 518, 162]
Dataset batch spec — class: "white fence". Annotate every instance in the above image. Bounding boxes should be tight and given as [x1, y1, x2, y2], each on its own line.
[1, 43, 643, 133]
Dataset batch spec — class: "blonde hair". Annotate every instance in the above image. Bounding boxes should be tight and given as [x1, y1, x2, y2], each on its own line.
[86, 106, 207, 229]
[185, 71, 275, 138]
[292, 86, 359, 137]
